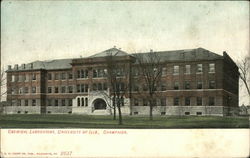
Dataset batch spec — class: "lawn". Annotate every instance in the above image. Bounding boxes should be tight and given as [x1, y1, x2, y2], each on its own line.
[0, 114, 249, 128]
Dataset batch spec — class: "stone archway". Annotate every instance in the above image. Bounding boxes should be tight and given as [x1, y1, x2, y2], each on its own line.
[93, 98, 107, 110]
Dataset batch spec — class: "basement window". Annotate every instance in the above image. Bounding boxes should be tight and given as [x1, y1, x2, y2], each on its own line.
[134, 112, 138, 115]
[196, 112, 202, 115]
[25, 111, 28, 114]
[17, 111, 21, 114]
[161, 112, 166, 115]
[184, 112, 190, 115]
[47, 111, 51, 114]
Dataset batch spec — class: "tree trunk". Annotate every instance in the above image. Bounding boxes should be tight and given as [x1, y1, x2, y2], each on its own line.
[113, 97, 116, 120]
[117, 98, 123, 125]
[149, 99, 153, 121]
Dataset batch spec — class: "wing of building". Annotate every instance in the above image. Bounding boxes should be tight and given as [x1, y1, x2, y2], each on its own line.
[4, 47, 239, 116]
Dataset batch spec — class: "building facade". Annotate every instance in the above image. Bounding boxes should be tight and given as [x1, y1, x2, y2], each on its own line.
[4, 47, 239, 116]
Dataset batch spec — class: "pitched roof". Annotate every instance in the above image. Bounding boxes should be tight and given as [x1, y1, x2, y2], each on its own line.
[7, 47, 223, 72]
[9, 59, 73, 71]
[132, 47, 223, 63]
[89, 47, 129, 58]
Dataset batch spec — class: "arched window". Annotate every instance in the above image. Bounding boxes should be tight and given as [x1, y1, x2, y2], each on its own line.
[81, 98, 84, 106]
[77, 98, 80, 106]
[85, 98, 88, 106]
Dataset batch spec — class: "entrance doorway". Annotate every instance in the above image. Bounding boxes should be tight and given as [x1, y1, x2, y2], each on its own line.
[93, 99, 107, 110]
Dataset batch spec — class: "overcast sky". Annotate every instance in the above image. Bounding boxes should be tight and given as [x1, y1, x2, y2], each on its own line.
[1, 1, 249, 104]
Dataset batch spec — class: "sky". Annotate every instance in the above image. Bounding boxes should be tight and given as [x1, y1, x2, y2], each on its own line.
[1, 1, 249, 104]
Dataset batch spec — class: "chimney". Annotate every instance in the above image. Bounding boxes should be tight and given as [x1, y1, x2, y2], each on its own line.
[8, 65, 11, 70]
[30, 63, 33, 69]
[21, 64, 26, 69]
[114, 45, 116, 48]
[14, 64, 18, 70]
[150, 49, 153, 52]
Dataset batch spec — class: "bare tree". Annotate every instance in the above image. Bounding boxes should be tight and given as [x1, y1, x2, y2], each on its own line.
[238, 54, 250, 103]
[0, 67, 7, 101]
[105, 53, 130, 125]
[134, 50, 163, 120]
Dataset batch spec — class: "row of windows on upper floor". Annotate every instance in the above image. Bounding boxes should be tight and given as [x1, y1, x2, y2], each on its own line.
[132, 96, 216, 106]
[9, 80, 216, 95]
[10, 63, 216, 82]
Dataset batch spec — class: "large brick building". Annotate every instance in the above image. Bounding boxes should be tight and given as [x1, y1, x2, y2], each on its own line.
[4, 47, 239, 116]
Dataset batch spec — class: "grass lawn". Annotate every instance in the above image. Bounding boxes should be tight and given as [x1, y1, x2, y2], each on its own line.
[0, 114, 249, 128]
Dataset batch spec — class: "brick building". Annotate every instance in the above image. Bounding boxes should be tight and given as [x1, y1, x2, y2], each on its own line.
[4, 47, 239, 116]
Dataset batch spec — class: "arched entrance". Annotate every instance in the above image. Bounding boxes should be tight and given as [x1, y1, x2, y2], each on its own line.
[93, 98, 107, 110]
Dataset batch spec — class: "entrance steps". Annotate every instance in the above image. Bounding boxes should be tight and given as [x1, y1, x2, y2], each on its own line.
[92, 109, 110, 115]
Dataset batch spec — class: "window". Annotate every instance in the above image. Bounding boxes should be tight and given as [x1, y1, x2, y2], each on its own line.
[32, 74, 36, 80]
[55, 99, 58, 106]
[185, 112, 190, 115]
[77, 84, 88, 93]
[162, 67, 167, 76]
[68, 99, 73, 106]
[152, 99, 157, 106]
[196, 112, 202, 115]
[103, 83, 107, 90]
[54, 73, 59, 80]
[92, 83, 97, 91]
[174, 97, 179, 106]
[16, 75, 19, 82]
[47, 99, 52, 106]
[24, 87, 29, 94]
[68, 72, 73, 79]
[17, 100, 21, 106]
[134, 99, 139, 106]
[32, 87, 36, 93]
[197, 97, 202, 106]
[77, 98, 80, 106]
[184, 81, 190, 89]
[23, 74, 26, 81]
[55, 87, 59, 93]
[77, 70, 88, 78]
[209, 97, 215, 106]
[133, 68, 139, 76]
[19, 88, 23, 94]
[61, 86, 66, 93]
[185, 97, 191, 106]
[161, 83, 166, 91]
[61, 73, 66, 80]
[32, 99, 36, 106]
[161, 98, 166, 106]
[98, 83, 102, 90]
[25, 74, 29, 82]
[68, 86, 73, 93]
[11, 88, 15, 94]
[25, 100, 29, 106]
[209, 80, 215, 89]
[143, 99, 148, 106]
[93, 69, 106, 78]
[85, 98, 88, 106]
[185, 65, 191, 74]
[48, 87, 52, 93]
[134, 112, 138, 115]
[174, 81, 179, 90]
[173, 65, 179, 74]
[197, 81, 203, 89]
[15, 75, 19, 82]
[48, 73, 52, 80]
[197, 64, 203, 73]
[11, 75, 15, 82]
[18, 75, 23, 82]
[81, 98, 84, 106]
[161, 112, 166, 115]
[209, 63, 215, 73]
[62, 99, 66, 106]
